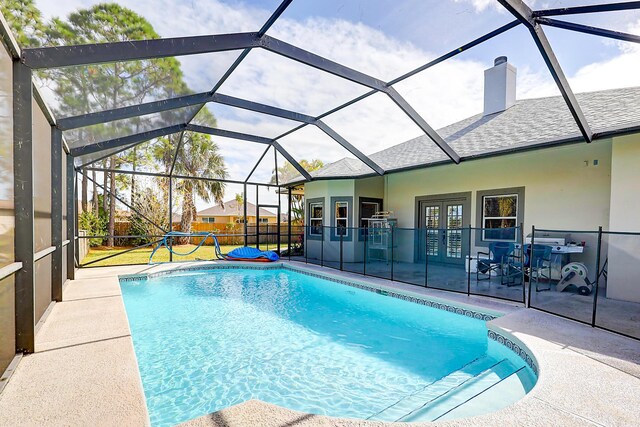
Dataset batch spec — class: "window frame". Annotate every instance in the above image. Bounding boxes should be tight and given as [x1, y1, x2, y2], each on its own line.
[475, 187, 524, 245]
[307, 198, 324, 240]
[334, 201, 349, 238]
[330, 196, 353, 241]
[358, 197, 383, 241]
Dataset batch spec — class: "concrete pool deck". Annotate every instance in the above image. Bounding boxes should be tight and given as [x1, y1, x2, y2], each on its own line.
[0, 261, 638, 426]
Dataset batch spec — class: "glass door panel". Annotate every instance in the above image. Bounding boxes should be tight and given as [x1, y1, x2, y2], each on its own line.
[425, 205, 440, 257]
[445, 204, 463, 260]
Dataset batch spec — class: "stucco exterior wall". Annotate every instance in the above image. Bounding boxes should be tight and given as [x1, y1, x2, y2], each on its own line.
[607, 134, 640, 303]
[304, 180, 355, 263]
[386, 141, 612, 264]
[353, 177, 384, 262]
[385, 141, 612, 231]
[197, 215, 277, 224]
[300, 140, 640, 303]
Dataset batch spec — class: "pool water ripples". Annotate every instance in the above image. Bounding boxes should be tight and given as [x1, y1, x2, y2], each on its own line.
[121, 269, 534, 426]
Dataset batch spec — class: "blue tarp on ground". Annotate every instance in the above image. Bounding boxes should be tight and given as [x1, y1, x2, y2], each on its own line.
[226, 246, 279, 261]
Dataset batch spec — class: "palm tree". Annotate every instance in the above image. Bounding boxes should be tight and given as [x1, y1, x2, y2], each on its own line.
[235, 193, 244, 223]
[174, 132, 227, 243]
[270, 160, 324, 224]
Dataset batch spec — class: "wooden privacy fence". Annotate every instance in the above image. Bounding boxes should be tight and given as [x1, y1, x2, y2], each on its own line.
[112, 221, 293, 246]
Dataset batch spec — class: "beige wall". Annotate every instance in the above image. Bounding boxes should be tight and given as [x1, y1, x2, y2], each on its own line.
[353, 177, 384, 262]
[197, 215, 277, 224]
[304, 180, 356, 262]
[300, 140, 640, 304]
[305, 179, 355, 204]
[607, 133, 640, 303]
[385, 141, 612, 231]
[385, 141, 612, 265]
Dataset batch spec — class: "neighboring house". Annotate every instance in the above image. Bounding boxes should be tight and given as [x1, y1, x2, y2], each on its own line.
[197, 200, 278, 224]
[292, 57, 640, 304]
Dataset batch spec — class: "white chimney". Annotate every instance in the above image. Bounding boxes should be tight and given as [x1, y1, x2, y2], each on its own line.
[483, 56, 516, 116]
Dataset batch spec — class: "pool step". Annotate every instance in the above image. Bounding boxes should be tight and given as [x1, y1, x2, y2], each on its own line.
[368, 356, 504, 422]
[437, 367, 531, 421]
[396, 359, 522, 422]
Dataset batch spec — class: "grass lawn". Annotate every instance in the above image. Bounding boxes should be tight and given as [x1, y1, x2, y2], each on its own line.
[80, 243, 286, 267]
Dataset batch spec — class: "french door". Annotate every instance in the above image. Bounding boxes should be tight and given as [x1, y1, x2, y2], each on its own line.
[418, 195, 469, 265]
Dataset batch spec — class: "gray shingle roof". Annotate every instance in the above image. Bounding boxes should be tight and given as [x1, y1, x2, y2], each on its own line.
[198, 200, 276, 217]
[296, 86, 640, 181]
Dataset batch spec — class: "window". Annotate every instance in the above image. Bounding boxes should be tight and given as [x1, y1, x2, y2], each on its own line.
[482, 194, 518, 241]
[335, 201, 348, 237]
[235, 218, 246, 224]
[202, 217, 215, 223]
[358, 198, 382, 240]
[309, 202, 323, 236]
[258, 218, 269, 224]
[360, 201, 380, 228]
[328, 197, 352, 241]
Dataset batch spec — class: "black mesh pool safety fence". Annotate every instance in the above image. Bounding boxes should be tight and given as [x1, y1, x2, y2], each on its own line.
[74, 224, 640, 341]
[295, 225, 639, 340]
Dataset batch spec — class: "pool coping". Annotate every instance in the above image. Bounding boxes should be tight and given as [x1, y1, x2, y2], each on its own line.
[120, 262, 539, 376]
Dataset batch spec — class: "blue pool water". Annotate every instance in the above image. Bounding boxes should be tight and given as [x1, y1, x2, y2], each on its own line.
[120, 268, 535, 426]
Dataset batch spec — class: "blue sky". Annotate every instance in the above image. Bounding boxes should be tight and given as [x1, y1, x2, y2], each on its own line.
[34, 0, 640, 209]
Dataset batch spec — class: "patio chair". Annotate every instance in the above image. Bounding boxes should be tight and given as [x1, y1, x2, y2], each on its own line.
[524, 244, 553, 292]
[476, 242, 515, 283]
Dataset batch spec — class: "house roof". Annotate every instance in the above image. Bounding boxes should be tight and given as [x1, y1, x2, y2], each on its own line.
[296, 86, 640, 182]
[198, 200, 276, 217]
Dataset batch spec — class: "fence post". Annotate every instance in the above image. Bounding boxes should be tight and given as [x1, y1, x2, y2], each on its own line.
[527, 225, 535, 308]
[320, 226, 324, 267]
[363, 227, 367, 276]
[467, 224, 472, 296]
[243, 183, 248, 247]
[288, 187, 292, 261]
[169, 177, 173, 262]
[390, 226, 394, 281]
[591, 226, 603, 327]
[340, 231, 344, 271]
[520, 223, 526, 305]
[305, 226, 308, 264]
[424, 228, 429, 288]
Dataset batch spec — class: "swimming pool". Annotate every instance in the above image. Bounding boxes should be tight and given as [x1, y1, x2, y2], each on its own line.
[120, 266, 536, 426]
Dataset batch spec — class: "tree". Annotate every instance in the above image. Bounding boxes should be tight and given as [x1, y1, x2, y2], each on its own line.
[235, 192, 244, 223]
[0, 0, 46, 47]
[45, 3, 189, 246]
[271, 159, 324, 184]
[174, 131, 227, 243]
[154, 108, 227, 244]
[129, 180, 169, 246]
[270, 159, 324, 224]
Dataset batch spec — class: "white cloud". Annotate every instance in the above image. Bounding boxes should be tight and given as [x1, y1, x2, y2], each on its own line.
[454, 0, 504, 13]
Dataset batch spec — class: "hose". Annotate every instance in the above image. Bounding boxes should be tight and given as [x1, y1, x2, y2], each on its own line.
[148, 231, 225, 263]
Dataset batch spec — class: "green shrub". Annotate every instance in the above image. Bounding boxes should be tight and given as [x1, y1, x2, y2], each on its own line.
[78, 210, 107, 247]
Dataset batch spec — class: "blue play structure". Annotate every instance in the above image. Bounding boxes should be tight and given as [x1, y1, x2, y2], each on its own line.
[148, 231, 279, 264]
